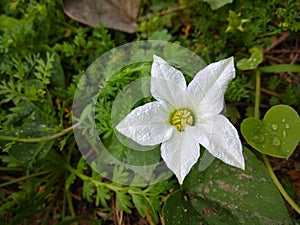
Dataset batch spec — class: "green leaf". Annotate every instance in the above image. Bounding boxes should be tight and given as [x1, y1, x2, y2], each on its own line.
[77, 156, 88, 172]
[163, 148, 291, 224]
[163, 190, 205, 224]
[225, 10, 250, 32]
[8, 140, 54, 163]
[65, 173, 76, 190]
[131, 194, 149, 217]
[236, 47, 263, 70]
[198, 149, 215, 172]
[148, 29, 172, 41]
[0, 15, 19, 30]
[225, 103, 241, 124]
[116, 191, 132, 213]
[65, 157, 88, 190]
[241, 105, 300, 158]
[82, 180, 95, 201]
[41, 46, 66, 89]
[259, 64, 300, 73]
[95, 185, 111, 208]
[203, 0, 233, 10]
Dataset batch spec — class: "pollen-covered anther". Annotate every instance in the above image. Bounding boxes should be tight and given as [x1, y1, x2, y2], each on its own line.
[171, 108, 194, 131]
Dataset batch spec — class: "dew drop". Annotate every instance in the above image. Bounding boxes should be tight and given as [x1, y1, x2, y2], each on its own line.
[271, 123, 278, 131]
[282, 130, 287, 139]
[262, 145, 266, 148]
[252, 133, 264, 144]
[281, 118, 286, 122]
[285, 124, 290, 129]
[272, 137, 281, 146]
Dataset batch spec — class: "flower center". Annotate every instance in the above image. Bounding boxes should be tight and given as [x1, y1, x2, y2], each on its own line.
[170, 108, 195, 131]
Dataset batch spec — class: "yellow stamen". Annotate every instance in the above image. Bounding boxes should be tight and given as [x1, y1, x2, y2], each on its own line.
[170, 109, 194, 131]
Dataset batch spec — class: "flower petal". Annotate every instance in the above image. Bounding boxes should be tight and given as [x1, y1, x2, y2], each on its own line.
[197, 114, 245, 170]
[151, 55, 187, 108]
[187, 57, 235, 115]
[116, 101, 173, 146]
[161, 126, 200, 184]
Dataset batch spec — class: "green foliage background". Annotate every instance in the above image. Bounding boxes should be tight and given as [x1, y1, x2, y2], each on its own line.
[0, 0, 299, 224]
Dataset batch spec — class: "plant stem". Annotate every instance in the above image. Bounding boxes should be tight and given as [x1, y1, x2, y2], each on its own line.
[65, 163, 123, 192]
[0, 170, 50, 188]
[0, 167, 22, 171]
[254, 69, 300, 215]
[0, 123, 80, 143]
[262, 154, 300, 214]
[66, 189, 78, 225]
[254, 69, 261, 119]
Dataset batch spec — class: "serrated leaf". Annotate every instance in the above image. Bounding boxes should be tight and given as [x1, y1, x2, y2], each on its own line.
[82, 180, 95, 201]
[112, 165, 130, 184]
[41, 46, 66, 89]
[115, 191, 132, 213]
[77, 156, 88, 172]
[95, 185, 111, 207]
[131, 195, 148, 217]
[65, 173, 76, 190]
[148, 30, 172, 41]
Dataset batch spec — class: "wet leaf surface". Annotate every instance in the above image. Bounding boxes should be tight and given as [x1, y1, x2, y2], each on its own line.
[241, 105, 300, 158]
[163, 148, 292, 224]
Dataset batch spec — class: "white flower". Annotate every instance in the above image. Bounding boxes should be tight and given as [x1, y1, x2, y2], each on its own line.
[116, 55, 245, 184]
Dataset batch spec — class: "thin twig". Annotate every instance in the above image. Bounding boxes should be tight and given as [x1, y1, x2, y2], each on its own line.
[260, 88, 281, 99]
[0, 123, 80, 143]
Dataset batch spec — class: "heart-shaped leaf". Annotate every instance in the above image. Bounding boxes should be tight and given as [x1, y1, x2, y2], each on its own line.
[241, 105, 300, 158]
[163, 148, 291, 224]
[62, 0, 140, 33]
[236, 47, 263, 70]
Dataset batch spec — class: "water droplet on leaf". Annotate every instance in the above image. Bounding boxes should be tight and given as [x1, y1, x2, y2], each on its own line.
[282, 130, 287, 139]
[271, 123, 278, 131]
[252, 133, 264, 144]
[281, 118, 286, 122]
[272, 137, 280, 146]
[285, 124, 290, 129]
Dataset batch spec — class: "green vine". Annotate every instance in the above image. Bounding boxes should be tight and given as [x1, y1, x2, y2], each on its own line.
[254, 69, 300, 214]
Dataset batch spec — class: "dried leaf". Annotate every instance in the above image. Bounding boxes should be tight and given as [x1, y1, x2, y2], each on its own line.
[62, 0, 140, 33]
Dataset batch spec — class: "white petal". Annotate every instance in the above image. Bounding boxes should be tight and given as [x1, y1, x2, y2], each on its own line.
[161, 126, 200, 184]
[197, 114, 245, 169]
[187, 57, 235, 115]
[151, 55, 187, 108]
[116, 101, 173, 146]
